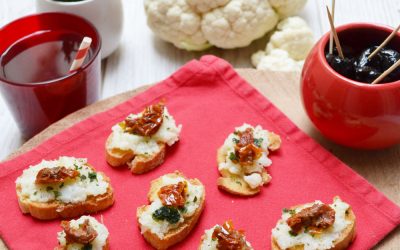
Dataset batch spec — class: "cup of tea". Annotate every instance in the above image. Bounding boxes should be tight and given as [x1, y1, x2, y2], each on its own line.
[0, 12, 101, 138]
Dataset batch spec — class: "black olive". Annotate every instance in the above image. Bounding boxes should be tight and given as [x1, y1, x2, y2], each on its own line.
[326, 53, 355, 79]
[354, 46, 400, 83]
[152, 206, 181, 224]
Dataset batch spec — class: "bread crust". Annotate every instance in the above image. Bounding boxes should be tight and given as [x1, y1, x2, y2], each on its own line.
[105, 134, 167, 174]
[271, 199, 356, 250]
[137, 171, 205, 250]
[16, 172, 114, 220]
[216, 147, 272, 196]
[56, 238, 110, 250]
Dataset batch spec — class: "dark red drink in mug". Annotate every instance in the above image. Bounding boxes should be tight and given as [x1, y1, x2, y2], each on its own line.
[0, 13, 101, 138]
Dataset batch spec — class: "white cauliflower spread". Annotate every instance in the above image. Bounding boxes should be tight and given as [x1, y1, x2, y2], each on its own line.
[218, 124, 274, 189]
[16, 157, 109, 203]
[138, 175, 204, 239]
[57, 216, 109, 250]
[272, 197, 351, 250]
[144, 0, 307, 50]
[252, 16, 314, 71]
[107, 106, 182, 156]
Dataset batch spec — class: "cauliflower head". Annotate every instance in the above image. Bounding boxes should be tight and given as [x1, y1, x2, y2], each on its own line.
[144, 0, 211, 51]
[186, 0, 230, 13]
[144, 0, 307, 51]
[252, 16, 314, 71]
[202, 0, 279, 49]
[269, 0, 307, 18]
[252, 49, 304, 71]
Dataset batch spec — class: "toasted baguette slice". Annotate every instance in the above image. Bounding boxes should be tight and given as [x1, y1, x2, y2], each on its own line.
[217, 168, 271, 196]
[137, 171, 205, 250]
[56, 215, 110, 250]
[217, 146, 273, 196]
[271, 197, 356, 250]
[16, 158, 114, 220]
[106, 135, 166, 174]
[105, 104, 181, 174]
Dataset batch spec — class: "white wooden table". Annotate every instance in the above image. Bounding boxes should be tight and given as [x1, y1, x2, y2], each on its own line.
[0, 0, 399, 160]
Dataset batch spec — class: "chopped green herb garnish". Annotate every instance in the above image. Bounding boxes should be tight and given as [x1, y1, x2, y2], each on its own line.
[193, 196, 198, 202]
[304, 227, 309, 233]
[165, 115, 169, 120]
[152, 206, 181, 224]
[53, 190, 60, 198]
[232, 138, 240, 143]
[289, 230, 298, 237]
[253, 138, 263, 147]
[80, 175, 87, 181]
[178, 206, 187, 213]
[233, 131, 239, 135]
[88, 172, 97, 182]
[59, 183, 64, 188]
[46, 186, 53, 192]
[235, 180, 242, 186]
[167, 127, 170, 130]
[82, 244, 92, 250]
[34, 191, 38, 195]
[282, 208, 296, 215]
[229, 152, 238, 162]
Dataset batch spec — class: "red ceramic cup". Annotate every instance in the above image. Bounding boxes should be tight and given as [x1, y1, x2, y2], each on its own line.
[0, 13, 101, 139]
[301, 23, 400, 149]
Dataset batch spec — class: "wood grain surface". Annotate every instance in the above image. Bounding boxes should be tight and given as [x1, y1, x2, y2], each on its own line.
[2, 69, 399, 249]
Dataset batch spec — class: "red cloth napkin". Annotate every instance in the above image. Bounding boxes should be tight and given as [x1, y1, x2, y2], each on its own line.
[0, 55, 399, 249]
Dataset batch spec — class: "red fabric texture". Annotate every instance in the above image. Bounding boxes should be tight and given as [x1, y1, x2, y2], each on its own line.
[0, 55, 399, 249]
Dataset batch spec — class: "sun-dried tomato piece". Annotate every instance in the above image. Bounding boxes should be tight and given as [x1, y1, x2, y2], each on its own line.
[158, 181, 187, 208]
[232, 128, 262, 166]
[287, 203, 336, 234]
[124, 103, 164, 136]
[212, 220, 250, 250]
[61, 219, 98, 244]
[35, 167, 79, 185]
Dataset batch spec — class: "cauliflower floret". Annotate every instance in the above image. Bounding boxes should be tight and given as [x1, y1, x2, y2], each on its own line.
[266, 16, 314, 60]
[144, 0, 211, 51]
[252, 16, 313, 71]
[186, 0, 230, 13]
[252, 49, 304, 71]
[269, 0, 307, 18]
[201, 0, 279, 49]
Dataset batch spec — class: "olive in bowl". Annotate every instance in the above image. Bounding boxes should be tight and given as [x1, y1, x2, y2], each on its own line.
[301, 23, 400, 149]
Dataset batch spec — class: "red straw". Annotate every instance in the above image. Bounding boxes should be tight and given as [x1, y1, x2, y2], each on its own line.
[69, 36, 92, 72]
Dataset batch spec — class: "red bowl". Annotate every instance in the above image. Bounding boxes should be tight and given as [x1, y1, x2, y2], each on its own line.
[301, 23, 400, 149]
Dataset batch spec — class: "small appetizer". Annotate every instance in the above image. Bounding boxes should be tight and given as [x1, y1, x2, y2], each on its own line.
[106, 102, 182, 174]
[271, 197, 356, 250]
[199, 220, 253, 250]
[15, 156, 114, 220]
[137, 171, 205, 249]
[217, 123, 281, 196]
[56, 215, 109, 250]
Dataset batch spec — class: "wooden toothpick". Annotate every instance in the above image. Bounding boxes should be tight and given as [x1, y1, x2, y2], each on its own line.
[371, 59, 400, 84]
[368, 24, 400, 60]
[329, 0, 336, 55]
[326, 6, 344, 59]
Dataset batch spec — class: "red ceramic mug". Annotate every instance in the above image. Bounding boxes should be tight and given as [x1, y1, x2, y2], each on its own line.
[0, 13, 101, 139]
[301, 23, 400, 149]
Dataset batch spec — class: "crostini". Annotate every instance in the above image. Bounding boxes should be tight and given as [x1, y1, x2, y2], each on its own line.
[271, 197, 356, 250]
[106, 102, 182, 174]
[15, 156, 114, 220]
[137, 171, 205, 249]
[56, 215, 109, 250]
[199, 220, 253, 250]
[217, 123, 281, 196]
